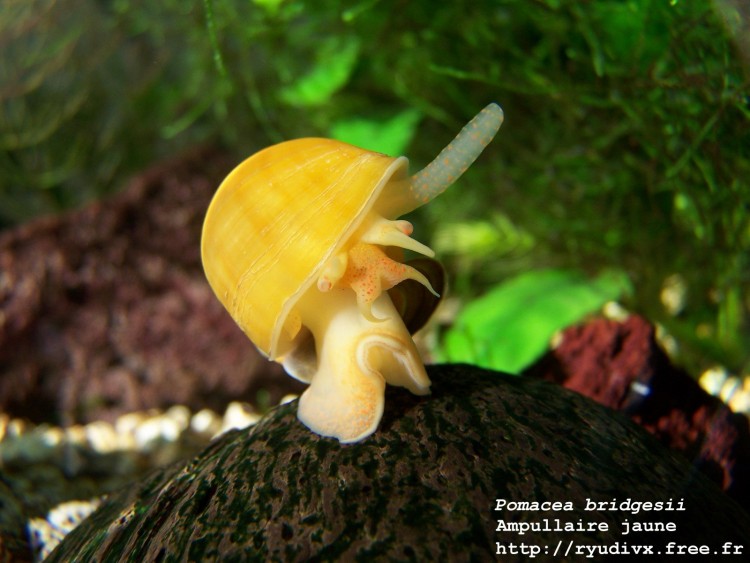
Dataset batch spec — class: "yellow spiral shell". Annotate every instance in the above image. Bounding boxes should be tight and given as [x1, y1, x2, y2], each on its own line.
[201, 137, 408, 359]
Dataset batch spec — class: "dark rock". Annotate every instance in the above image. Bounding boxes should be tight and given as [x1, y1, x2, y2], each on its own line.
[49, 364, 750, 562]
[525, 315, 750, 511]
[0, 478, 31, 562]
[0, 147, 303, 425]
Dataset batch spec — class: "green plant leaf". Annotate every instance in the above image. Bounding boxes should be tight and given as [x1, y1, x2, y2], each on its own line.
[252, 0, 285, 16]
[329, 108, 421, 156]
[440, 269, 632, 374]
[279, 36, 360, 107]
[432, 214, 535, 259]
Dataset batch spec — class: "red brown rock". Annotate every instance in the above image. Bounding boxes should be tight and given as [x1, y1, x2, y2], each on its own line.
[0, 147, 303, 425]
[525, 314, 750, 511]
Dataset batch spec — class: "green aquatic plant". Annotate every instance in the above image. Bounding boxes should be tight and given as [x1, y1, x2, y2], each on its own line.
[440, 269, 632, 374]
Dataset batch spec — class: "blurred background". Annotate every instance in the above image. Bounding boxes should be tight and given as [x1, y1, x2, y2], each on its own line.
[2, 0, 748, 384]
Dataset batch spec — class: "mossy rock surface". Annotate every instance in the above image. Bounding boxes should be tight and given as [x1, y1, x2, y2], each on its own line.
[50, 364, 750, 562]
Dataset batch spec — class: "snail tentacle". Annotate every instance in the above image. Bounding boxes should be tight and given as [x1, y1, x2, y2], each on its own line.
[409, 103, 504, 207]
[343, 243, 438, 322]
[359, 216, 435, 257]
[317, 252, 348, 292]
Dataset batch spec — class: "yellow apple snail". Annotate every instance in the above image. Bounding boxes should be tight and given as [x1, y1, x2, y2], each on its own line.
[201, 103, 504, 442]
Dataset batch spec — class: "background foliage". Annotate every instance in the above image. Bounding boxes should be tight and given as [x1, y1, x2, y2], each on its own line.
[1, 0, 748, 376]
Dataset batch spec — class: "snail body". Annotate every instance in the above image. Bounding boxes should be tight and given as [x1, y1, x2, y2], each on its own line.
[202, 103, 503, 442]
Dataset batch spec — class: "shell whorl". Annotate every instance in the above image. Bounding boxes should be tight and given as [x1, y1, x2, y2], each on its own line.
[408, 103, 503, 209]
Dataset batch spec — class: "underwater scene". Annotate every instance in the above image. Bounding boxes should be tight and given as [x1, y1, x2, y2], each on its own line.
[1, 0, 749, 560]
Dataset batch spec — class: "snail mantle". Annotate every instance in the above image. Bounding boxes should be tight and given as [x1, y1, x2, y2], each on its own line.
[201, 104, 504, 442]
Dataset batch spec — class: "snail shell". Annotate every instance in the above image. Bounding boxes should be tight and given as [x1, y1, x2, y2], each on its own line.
[202, 138, 414, 359]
